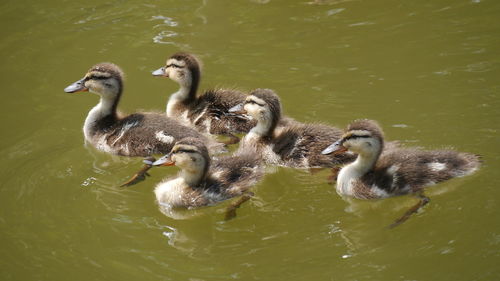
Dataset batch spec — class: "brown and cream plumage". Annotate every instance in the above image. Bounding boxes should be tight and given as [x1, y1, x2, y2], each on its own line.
[152, 52, 256, 143]
[322, 119, 481, 199]
[322, 119, 481, 226]
[151, 137, 264, 215]
[229, 88, 355, 168]
[64, 63, 221, 157]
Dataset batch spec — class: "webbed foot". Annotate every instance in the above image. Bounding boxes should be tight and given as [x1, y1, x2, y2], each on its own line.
[224, 192, 254, 220]
[389, 191, 430, 228]
[120, 157, 156, 187]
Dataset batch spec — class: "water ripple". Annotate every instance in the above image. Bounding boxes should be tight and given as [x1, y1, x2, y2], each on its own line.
[153, 31, 178, 44]
[326, 8, 345, 16]
[150, 15, 178, 27]
[348, 21, 375, 27]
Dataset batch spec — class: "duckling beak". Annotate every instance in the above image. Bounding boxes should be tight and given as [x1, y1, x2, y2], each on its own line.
[142, 156, 156, 165]
[321, 140, 347, 155]
[152, 67, 168, 77]
[64, 78, 88, 93]
[152, 154, 175, 166]
[228, 103, 247, 115]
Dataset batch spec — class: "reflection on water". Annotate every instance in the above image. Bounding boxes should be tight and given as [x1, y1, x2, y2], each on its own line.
[160, 224, 218, 257]
[157, 202, 209, 220]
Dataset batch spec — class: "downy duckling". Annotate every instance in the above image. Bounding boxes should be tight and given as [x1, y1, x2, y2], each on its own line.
[229, 88, 355, 169]
[64, 63, 222, 158]
[152, 52, 256, 144]
[151, 137, 264, 219]
[322, 119, 481, 227]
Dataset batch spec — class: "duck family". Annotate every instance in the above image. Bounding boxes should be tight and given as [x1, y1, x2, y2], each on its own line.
[65, 53, 481, 226]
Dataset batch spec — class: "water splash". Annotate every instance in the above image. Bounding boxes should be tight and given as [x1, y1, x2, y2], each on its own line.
[81, 176, 96, 187]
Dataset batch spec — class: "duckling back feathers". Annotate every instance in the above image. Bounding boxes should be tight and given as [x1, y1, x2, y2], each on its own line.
[188, 88, 256, 135]
[209, 148, 264, 197]
[271, 122, 356, 168]
[89, 112, 207, 157]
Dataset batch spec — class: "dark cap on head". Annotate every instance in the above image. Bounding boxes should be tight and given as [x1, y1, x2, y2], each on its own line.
[346, 119, 384, 142]
[174, 137, 208, 153]
[88, 63, 124, 80]
[169, 52, 201, 68]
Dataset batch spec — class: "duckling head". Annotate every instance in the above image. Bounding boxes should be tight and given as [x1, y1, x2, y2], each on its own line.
[152, 52, 200, 89]
[153, 137, 210, 184]
[322, 119, 384, 157]
[64, 63, 124, 98]
[228, 88, 281, 136]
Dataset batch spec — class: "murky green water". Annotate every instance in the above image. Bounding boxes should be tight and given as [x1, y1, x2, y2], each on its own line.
[1, 0, 499, 280]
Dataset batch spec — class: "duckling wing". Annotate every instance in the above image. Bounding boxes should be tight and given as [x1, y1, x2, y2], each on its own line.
[209, 153, 264, 198]
[366, 148, 481, 195]
[190, 89, 256, 134]
[105, 113, 207, 157]
[273, 123, 355, 168]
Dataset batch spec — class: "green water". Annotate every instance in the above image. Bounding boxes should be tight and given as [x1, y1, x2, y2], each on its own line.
[1, 0, 499, 280]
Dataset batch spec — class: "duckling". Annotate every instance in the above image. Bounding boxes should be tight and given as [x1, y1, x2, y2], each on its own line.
[152, 52, 256, 144]
[64, 63, 222, 158]
[322, 119, 481, 227]
[151, 137, 264, 219]
[229, 88, 355, 169]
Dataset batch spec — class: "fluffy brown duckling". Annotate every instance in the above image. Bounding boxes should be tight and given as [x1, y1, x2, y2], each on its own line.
[152, 52, 256, 144]
[64, 63, 222, 158]
[151, 137, 264, 219]
[322, 119, 481, 227]
[229, 88, 355, 169]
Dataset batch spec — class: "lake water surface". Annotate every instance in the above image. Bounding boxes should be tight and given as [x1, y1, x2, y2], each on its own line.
[1, 0, 499, 280]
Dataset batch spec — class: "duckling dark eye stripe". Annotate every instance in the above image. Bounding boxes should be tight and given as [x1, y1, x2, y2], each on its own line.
[87, 75, 108, 80]
[167, 64, 182, 68]
[245, 100, 265, 106]
[345, 135, 371, 141]
[175, 149, 197, 154]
